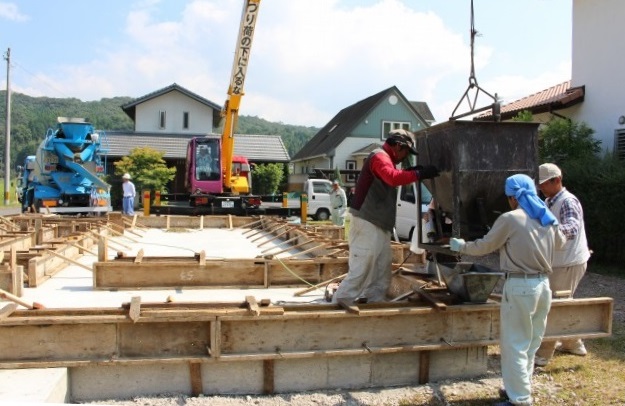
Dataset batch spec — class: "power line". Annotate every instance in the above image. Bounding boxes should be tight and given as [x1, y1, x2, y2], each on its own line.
[10, 59, 71, 99]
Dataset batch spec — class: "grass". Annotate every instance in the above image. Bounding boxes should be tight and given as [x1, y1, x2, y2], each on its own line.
[533, 323, 625, 405]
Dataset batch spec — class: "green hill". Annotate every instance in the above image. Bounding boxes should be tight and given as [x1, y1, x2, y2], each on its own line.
[0, 91, 317, 169]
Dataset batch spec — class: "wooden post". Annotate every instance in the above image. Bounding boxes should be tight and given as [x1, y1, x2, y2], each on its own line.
[34, 218, 43, 245]
[300, 193, 308, 226]
[98, 236, 108, 262]
[143, 190, 150, 217]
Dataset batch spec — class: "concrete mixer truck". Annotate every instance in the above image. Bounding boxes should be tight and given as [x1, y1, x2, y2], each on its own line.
[16, 117, 112, 214]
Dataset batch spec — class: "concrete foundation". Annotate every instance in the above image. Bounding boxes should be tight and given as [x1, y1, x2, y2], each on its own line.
[68, 348, 488, 401]
[0, 368, 69, 404]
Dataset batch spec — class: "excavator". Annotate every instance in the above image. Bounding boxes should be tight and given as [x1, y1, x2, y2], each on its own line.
[186, 0, 261, 213]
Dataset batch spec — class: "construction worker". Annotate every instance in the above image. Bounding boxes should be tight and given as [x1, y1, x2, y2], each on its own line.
[329, 180, 347, 226]
[121, 173, 136, 215]
[449, 174, 566, 406]
[535, 163, 591, 366]
[332, 129, 439, 304]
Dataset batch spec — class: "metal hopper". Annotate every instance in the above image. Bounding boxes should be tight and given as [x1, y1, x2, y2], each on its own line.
[438, 262, 504, 303]
[414, 120, 539, 254]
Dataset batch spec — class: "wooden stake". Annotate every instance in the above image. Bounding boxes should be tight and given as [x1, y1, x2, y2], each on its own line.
[0, 288, 45, 309]
[44, 249, 92, 272]
[67, 241, 98, 256]
[129, 296, 141, 322]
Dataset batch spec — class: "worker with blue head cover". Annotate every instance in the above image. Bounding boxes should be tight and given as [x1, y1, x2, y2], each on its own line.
[450, 173, 565, 406]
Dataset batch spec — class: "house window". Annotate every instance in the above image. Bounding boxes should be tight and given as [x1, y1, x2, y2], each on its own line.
[615, 129, 625, 160]
[159, 111, 166, 129]
[346, 160, 356, 182]
[183, 112, 189, 129]
[382, 121, 411, 139]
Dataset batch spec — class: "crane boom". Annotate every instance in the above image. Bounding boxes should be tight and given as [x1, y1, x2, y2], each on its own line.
[222, 0, 261, 193]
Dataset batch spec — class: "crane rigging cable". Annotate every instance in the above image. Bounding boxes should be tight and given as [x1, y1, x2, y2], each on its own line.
[450, 0, 501, 121]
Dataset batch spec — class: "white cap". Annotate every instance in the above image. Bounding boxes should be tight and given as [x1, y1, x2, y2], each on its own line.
[122, 173, 131, 180]
[538, 163, 561, 184]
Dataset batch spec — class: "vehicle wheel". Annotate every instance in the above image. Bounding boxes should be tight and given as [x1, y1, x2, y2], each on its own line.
[315, 209, 330, 221]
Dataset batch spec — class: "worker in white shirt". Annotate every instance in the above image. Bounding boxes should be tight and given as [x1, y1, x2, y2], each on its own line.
[121, 173, 136, 215]
[329, 180, 347, 226]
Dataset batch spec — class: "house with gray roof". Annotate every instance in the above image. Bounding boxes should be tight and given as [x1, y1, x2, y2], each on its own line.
[289, 86, 433, 190]
[103, 83, 290, 194]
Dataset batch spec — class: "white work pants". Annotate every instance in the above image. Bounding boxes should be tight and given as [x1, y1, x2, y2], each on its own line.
[536, 262, 587, 359]
[333, 216, 392, 303]
[500, 275, 552, 406]
[331, 208, 345, 226]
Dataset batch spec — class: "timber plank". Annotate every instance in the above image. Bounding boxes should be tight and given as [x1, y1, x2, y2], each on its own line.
[93, 257, 349, 289]
[0, 298, 612, 368]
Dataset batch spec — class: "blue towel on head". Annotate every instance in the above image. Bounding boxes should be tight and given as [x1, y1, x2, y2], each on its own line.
[505, 174, 558, 226]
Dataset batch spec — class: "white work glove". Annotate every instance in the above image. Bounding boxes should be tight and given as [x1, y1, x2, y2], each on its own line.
[449, 238, 465, 252]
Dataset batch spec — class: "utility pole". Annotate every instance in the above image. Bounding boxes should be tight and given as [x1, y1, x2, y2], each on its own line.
[3, 48, 10, 206]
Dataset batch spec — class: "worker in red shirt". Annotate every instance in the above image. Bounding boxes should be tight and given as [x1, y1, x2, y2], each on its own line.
[333, 129, 438, 304]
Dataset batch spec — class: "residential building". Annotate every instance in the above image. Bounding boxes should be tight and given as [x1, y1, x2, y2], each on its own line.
[478, 0, 625, 158]
[103, 83, 290, 196]
[289, 86, 433, 190]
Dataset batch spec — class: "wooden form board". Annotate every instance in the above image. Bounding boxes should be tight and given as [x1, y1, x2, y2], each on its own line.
[0, 297, 612, 369]
[27, 233, 97, 287]
[93, 257, 348, 289]
[0, 233, 32, 253]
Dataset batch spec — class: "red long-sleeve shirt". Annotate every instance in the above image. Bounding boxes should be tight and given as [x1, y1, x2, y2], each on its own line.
[351, 143, 417, 211]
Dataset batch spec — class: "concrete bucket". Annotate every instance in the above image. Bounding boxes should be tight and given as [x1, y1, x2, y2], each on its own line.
[413, 120, 540, 254]
[438, 262, 504, 303]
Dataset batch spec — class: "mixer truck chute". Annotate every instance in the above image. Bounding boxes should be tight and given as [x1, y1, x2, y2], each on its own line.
[16, 117, 112, 214]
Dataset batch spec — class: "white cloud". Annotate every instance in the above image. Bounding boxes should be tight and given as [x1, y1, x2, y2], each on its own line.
[0, 2, 28, 21]
[8, 0, 571, 128]
[485, 60, 571, 105]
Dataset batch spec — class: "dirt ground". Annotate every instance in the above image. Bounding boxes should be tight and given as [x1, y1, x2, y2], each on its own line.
[84, 271, 624, 406]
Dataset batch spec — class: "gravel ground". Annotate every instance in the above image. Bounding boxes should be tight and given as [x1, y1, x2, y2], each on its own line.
[82, 271, 624, 406]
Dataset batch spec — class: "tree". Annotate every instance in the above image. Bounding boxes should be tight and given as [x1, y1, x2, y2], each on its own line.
[538, 118, 602, 164]
[511, 110, 534, 122]
[114, 147, 176, 192]
[251, 163, 284, 195]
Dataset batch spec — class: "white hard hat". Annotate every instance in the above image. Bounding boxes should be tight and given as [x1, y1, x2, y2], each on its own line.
[122, 173, 131, 180]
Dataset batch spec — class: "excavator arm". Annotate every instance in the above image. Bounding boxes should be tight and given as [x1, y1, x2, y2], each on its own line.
[222, 0, 261, 194]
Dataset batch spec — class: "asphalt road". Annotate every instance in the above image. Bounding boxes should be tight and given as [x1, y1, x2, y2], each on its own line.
[0, 206, 22, 216]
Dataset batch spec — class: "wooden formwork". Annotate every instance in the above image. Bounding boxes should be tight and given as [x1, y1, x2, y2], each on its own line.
[0, 297, 612, 397]
[93, 256, 348, 289]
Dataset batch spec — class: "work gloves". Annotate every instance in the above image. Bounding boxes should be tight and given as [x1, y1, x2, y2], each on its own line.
[449, 238, 465, 252]
[415, 165, 440, 180]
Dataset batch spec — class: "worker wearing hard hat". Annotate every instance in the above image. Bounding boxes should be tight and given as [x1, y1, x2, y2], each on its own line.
[449, 174, 566, 406]
[121, 173, 136, 215]
[535, 163, 591, 367]
[332, 129, 439, 305]
[329, 180, 347, 226]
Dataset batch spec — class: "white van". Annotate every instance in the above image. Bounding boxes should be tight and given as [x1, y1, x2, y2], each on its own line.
[395, 182, 432, 241]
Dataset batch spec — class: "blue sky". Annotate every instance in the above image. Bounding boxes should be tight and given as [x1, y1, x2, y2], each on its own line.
[0, 0, 572, 127]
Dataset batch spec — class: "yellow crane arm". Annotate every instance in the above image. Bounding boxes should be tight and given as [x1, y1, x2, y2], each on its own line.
[222, 0, 261, 193]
